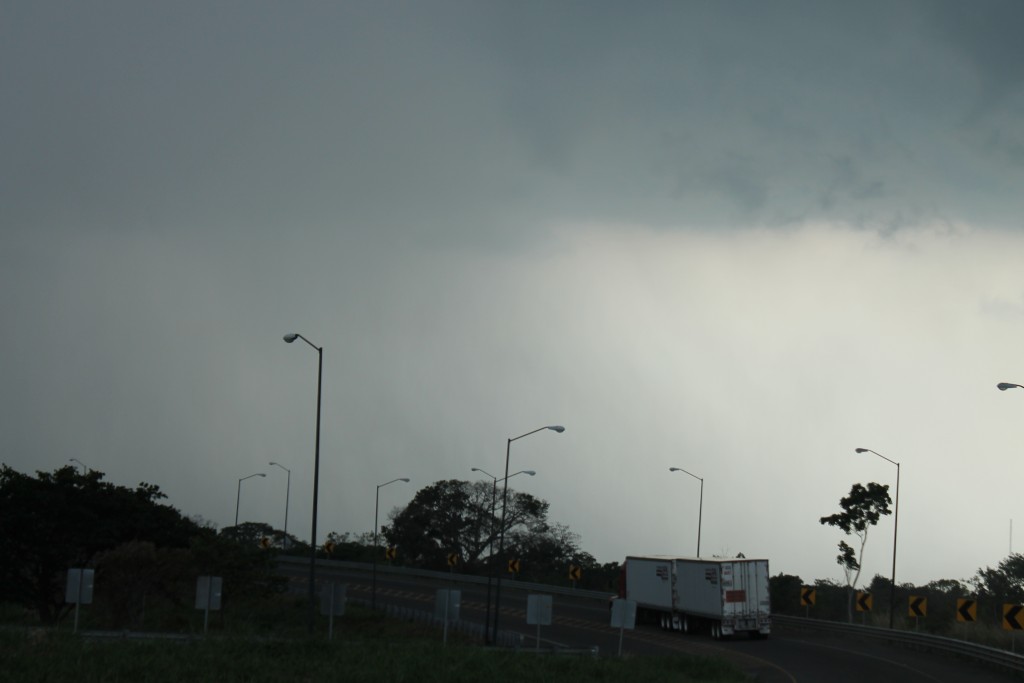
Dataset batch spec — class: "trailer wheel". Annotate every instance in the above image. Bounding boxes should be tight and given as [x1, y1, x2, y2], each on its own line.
[682, 615, 691, 634]
[711, 621, 721, 639]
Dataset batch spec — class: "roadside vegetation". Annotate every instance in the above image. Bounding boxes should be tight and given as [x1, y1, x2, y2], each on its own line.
[1, 606, 747, 683]
[6, 463, 1024, 668]
[762, 479, 1024, 651]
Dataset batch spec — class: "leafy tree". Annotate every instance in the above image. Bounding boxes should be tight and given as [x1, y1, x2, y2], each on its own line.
[517, 522, 587, 582]
[92, 541, 193, 629]
[232, 523, 302, 552]
[974, 553, 1024, 604]
[819, 481, 891, 622]
[220, 522, 277, 548]
[769, 573, 805, 615]
[323, 531, 374, 562]
[0, 465, 206, 623]
[925, 577, 971, 596]
[591, 561, 622, 593]
[382, 479, 554, 572]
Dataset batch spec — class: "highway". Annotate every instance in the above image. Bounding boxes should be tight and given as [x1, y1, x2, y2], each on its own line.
[282, 558, 1023, 681]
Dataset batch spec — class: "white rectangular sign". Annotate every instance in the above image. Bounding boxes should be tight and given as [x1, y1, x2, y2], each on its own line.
[434, 589, 461, 622]
[195, 576, 223, 611]
[65, 568, 94, 605]
[610, 598, 637, 630]
[526, 594, 553, 626]
[320, 582, 347, 616]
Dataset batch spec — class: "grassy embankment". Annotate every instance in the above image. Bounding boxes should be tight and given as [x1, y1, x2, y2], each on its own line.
[1, 605, 747, 682]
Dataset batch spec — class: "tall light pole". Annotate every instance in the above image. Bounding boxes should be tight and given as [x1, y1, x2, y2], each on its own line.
[235, 472, 266, 527]
[70, 458, 88, 475]
[284, 332, 323, 633]
[472, 467, 536, 644]
[669, 467, 703, 557]
[372, 477, 410, 610]
[998, 385, 1022, 555]
[269, 462, 291, 548]
[492, 425, 563, 643]
[856, 447, 900, 630]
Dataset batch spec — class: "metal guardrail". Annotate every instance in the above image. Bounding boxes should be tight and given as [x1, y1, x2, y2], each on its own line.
[276, 556, 613, 601]
[773, 614, 1024, 676]
[277, 558, 609, 650]
[280, 559, 1024, 671]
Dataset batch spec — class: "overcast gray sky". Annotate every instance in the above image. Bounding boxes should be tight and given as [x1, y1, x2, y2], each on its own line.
[4, 1, 1024, 589]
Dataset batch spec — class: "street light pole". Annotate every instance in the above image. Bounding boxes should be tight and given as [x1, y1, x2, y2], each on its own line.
[472, 467, 500, 644]
[492, 425, 563, 644]
[235, 472, 266, 527]
[269, 462, 291, 548]
[856, 447, 900, 630]
[284, 332, 323, 634]
[669, 467, 704, 557]
[372, 477, 410, 610]
[472, 467, 535, 644]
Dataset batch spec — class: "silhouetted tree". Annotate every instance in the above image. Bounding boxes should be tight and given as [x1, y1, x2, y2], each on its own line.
[220, 521, 276, 548]
[0, 465, 206, 623]
[92, 541, 193, 629]
[382, 479, 554, 572]
[974, 553, 1024, 604]
[819, 481, 891, 622]
[769, 573, 805, 615]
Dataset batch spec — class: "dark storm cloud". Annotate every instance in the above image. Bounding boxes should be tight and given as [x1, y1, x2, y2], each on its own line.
[3, 1, 1024, 585]
[3, 1, 1023, 249]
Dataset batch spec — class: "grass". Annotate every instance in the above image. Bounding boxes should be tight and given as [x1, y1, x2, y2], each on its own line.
[1, 607, 747, 683]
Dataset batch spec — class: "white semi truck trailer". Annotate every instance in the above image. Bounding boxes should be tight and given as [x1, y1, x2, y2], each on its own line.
[619, 555, 771, 639]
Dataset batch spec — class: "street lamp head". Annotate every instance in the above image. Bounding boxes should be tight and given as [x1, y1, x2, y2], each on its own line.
[522, 470, 536, 476]
[547, 425, 565, 433]
[399, 478, 410, 483]
[472, 467, 498, 480]
[283, 333, 299, 343]
[855, 448, 870, 453]
[998, 382, 1020, 391]
[669, 467, 681, 472]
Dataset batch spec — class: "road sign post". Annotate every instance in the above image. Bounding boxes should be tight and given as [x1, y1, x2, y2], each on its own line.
[957, 598, 976, 640]
[526, 594, 553, 652]
[908, 595, 926, 630]
[195, 576, 222, 635]
[855, 591, 872, 625]
[65, 568, 95, 633]
[1004, 604, 1023, 652]
[435, 589, 461, 646]
[610, 598, 637, 657]
[320, 582, 346, 640]
[801, 586, 815, 618]
[568, 564, 581, 588]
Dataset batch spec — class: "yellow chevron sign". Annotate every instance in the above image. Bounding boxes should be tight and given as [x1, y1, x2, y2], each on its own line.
[1004, 604, 1024, 631]
[956, 598, 976, 623]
